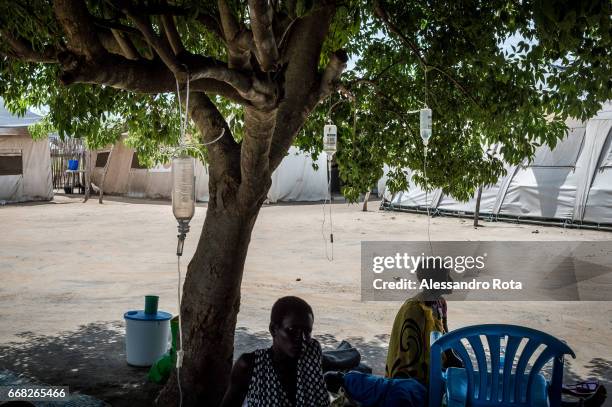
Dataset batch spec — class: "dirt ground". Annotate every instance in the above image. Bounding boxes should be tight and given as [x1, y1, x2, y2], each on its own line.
[0, 194, 611, 406]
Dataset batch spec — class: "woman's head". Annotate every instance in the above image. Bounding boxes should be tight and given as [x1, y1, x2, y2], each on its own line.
[416, 262, 453, 296]
[269, 296, 314, 359]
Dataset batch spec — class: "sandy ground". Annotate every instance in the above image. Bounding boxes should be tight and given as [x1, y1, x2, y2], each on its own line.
[0, 194, 611, 405]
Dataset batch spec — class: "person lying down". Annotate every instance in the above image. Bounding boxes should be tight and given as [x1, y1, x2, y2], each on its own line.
[221, 296, 330, 407]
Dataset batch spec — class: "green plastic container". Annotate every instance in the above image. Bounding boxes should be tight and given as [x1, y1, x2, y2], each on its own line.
[148, 316, 179, 384]
[144, 295, 159, 314]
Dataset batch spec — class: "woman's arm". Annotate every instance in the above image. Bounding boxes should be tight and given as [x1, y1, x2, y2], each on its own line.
[220, 353, 255, 407]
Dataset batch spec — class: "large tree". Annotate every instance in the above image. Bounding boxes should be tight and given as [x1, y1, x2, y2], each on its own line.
[1, 0, 610, 405]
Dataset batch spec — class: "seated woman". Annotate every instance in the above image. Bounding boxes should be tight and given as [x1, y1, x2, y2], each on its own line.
[325, 263, 462, 406]
[221, 296, 330, 407]
[385, 262, 462, 382]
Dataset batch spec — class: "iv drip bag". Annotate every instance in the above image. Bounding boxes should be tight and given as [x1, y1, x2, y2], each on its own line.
[420, 108, 432, 146]
[172, 156, 195, 222]
[323, 124, 337, 156]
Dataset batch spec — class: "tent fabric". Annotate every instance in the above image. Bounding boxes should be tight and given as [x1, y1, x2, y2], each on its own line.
[377, 165, 390, 199]
[0, 132, 53, 203]
[438, 184, 499, 214]
[386, 168, 442, 208]
[0, 102, 53, 204]
[498, 167, 579, 219]
[91, 142, 327, 202]
[267, 147, 328, 203]
[572, 106, 612, 221]
[382, 102, 612, 225]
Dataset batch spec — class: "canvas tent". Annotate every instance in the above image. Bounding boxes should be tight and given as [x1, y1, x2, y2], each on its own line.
[267, 147, 328, 203]
[381, 102, 612, 227]
[90, 140, 328, 203]
[0, 99, 53, 203]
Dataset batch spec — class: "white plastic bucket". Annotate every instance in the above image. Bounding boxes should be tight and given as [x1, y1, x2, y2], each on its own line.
[124, 310, 172, 366]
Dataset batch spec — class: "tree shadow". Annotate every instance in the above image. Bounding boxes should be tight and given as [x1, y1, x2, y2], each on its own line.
[563, 357, 612, 393]
[1, 323, 608, 406]
[0, 322, 161, 407]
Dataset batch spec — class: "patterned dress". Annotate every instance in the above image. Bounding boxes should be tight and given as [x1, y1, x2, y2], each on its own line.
[385, 294, 447, 383]
[246, 339, 330, 407]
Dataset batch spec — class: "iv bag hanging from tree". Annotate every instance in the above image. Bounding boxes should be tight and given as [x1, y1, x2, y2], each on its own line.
[420, 108, 432, 146]
[323, 124, 337, 157]
[172, 156, 195, 222]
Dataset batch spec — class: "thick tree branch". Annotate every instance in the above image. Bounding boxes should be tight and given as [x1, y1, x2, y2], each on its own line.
[58, 55, 248, 103]
[190, 65, 275, 108]
[318, 50, 349, 99]
[103, 1, 191, 17]
[238, 107, 276, 210]
[248, 0, 279, 71]
[218, 0, 240, 42]
[188, 92, 240, 163]
[96, 29, 132, 58]
[54, 0, 107, 60]
[124, 11, 186, 77]
[110, 29, 140, 60]
[217, 0, 253, 70]
[188, 92, 242, 211]
[93, 17, 141, 36]
[269, 4, 337, 170]
[93, 16, 150, 59]
[195, 13, 224, 40]
[161, 14, 185, 55]
[0, 30, 57, 63]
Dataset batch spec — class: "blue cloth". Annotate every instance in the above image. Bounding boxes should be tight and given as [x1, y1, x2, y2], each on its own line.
[343, 371, 427, 407]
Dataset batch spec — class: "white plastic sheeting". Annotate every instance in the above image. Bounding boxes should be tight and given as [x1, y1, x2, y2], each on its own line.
[382, 102, 612, 225]
[0, 133, 54, 203]
[574, 105, 612, 222]
[498, 124, 585, 219]
[267, 147, 328, 203]
[92, 143, 327, 202]
[0, 101, 53, 204]
[582, 105, 612, 223]
[386, 168, 442, 208]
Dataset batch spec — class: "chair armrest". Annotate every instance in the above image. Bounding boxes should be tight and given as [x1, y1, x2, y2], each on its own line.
[431, 331, 443, 345]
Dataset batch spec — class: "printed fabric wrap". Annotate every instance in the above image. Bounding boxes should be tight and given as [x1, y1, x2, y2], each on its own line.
[246, 338, 330, 407]
[385, 295, 446, 384]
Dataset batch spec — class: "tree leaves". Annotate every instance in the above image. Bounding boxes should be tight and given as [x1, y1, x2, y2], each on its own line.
[0, 0, 609, 202]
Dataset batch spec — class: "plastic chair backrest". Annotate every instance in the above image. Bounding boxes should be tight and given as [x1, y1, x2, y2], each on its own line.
[429, 324, 575, 407]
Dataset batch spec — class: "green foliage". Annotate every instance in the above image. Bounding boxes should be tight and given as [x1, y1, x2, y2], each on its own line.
[0, 0, 610, 201]
[298, 0, 611, 203]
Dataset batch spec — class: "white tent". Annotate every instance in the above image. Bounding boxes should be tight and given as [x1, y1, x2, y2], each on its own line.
[382, 102, 612, 226]
[89, 137, 210, 201]
[91, 142, 328, 203]
[0, 99, 53, 203]
[267, 147, 328, 203]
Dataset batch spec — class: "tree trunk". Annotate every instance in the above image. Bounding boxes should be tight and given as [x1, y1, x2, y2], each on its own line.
[362, 189, 371, 211]
[473, 186, 483, 228]
[157, 120, 272, 407]
[157, 199, 262, 406]
[83, 150, 91, 203]
[98, 144, 114, 204]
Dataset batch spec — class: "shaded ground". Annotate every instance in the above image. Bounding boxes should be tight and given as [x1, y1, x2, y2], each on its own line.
[1, 323, 608, 405]
[1, 195, 611, 405]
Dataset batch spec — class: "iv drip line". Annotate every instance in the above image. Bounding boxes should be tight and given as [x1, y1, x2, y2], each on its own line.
[322, 156, 334, 261]
[424, 146, 434, 255]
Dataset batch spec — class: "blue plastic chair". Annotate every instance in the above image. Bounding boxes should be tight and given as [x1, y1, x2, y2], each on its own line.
[429, 324, 575, 407]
